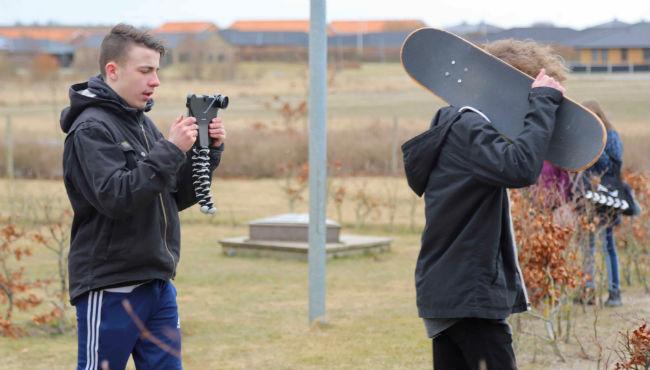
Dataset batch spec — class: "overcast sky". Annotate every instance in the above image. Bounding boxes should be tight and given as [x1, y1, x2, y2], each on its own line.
[1, 0, 649, 30]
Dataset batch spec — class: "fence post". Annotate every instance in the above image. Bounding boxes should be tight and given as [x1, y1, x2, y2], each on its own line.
[5, 115, 13, 179]
[391, 116, 399, 176]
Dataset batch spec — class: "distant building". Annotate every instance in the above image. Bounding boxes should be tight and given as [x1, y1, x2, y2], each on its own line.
[329, 20, 426, 62]
[1, 19, 647, 76]
[154, 22, 236, 79]
[567, 22, 650, 72]
[221, 19, 426, 62]
[0, 36, 74, 70]
[445, 21, 503, 41]
[70, 32, 105, 73]
[0, 26, 108, 74]
[222, 20, 311, 61]
[477, 26, 580, 45]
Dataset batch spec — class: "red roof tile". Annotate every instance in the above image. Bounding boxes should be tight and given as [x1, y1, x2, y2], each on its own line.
[154, 22, 218, 34]
[330, 20, 426, 34]
[229, 20, 311, 33]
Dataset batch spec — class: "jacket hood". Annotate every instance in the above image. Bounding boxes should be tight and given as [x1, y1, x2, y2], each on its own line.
[401, 106, 461, 196]
[60, 75, 154, 133]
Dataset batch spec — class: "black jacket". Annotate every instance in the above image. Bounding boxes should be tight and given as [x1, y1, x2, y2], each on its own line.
[402, 87, 562, 319]
[61, 76, 223, 303]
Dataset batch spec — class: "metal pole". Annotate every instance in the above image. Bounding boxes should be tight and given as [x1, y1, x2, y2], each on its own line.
[308, 0, 327, 324]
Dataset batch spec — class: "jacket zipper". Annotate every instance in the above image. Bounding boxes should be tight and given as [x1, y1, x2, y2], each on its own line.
[140, 121, 176, 276]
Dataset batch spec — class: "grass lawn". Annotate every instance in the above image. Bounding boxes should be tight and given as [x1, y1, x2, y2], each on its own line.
[0, 178, 649, 369]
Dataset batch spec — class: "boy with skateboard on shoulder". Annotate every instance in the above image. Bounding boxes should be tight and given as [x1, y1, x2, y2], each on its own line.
[402, 39, 567, 370]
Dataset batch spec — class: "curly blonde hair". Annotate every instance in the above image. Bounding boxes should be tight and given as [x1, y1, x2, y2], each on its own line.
[483, 39, 568, 82]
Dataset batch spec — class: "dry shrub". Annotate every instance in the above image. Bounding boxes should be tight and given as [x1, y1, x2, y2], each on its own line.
[615, 322, 650, 370]
[616, 171, 650, 292]
[0, 222, 57, 337]
[0, 139, 63, 179]
[511, 188, 581, 308]
[0, 124, 423, 179]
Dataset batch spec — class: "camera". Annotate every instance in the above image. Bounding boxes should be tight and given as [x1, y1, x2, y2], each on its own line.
[185, 92, 230, 215]
[186, 93, 229, 148]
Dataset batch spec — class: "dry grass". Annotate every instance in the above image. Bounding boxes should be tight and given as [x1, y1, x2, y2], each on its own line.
[0, 63, 648, 368]
[0, 178, 649, 369]
[0, 63, 648, 178]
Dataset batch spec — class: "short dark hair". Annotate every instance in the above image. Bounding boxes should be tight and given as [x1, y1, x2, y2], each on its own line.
[99, 23, 166, 77]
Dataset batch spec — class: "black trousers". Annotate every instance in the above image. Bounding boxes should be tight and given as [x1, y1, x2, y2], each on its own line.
[432, 318, 517, 370]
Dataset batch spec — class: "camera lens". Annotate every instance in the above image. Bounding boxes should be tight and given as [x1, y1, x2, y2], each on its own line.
[216, 95, 229, 109]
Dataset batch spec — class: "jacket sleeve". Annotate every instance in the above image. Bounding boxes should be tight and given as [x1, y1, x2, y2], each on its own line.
[72, 121, 186, 219]
[468, 87, 563, 188]
[173, 143, 224, 211]
[595, 130, 623, 174]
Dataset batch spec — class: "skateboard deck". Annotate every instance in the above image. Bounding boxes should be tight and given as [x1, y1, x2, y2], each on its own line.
[401, 27, 606, 172]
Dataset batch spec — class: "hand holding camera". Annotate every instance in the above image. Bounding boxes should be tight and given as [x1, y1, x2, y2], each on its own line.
[168, 115, 198, 152]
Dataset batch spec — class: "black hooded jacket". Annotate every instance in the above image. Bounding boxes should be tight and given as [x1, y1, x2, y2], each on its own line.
[61, 76, 223, 303]
[402, 87, 562, 319]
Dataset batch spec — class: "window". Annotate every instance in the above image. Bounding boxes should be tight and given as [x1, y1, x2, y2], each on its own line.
[601, 49, 609, 63]
[621, 48, 628, 62]
[591, 49, 598, 63]
[644, 48, 650, 61]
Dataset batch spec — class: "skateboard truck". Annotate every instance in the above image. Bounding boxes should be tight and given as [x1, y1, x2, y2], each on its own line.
[186, 93, 229, 214]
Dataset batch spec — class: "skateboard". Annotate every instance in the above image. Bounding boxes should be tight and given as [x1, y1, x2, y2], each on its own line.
[401, 27, 606, 172]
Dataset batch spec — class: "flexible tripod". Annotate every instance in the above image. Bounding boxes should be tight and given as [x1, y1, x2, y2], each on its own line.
[185, 93, 229, 214]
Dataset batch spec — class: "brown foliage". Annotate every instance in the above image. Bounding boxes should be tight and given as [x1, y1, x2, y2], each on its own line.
[0, 222, 55, 337]
[615, 322, 650, 369]
[510, 189, 581, 307]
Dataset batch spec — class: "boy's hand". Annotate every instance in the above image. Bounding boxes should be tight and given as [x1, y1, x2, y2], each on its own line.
[532, 68, 565, 95]
[168, 114, 198, 152]
[208, 117, 226, 147]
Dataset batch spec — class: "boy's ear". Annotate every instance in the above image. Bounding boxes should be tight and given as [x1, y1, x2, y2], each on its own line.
[105, 61, 118, 81]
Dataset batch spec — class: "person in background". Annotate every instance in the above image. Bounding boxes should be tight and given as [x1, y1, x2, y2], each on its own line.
[580, 100, 624, 307]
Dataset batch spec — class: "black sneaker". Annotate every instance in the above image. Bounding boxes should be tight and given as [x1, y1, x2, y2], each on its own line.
[604, 289, 622, 307]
